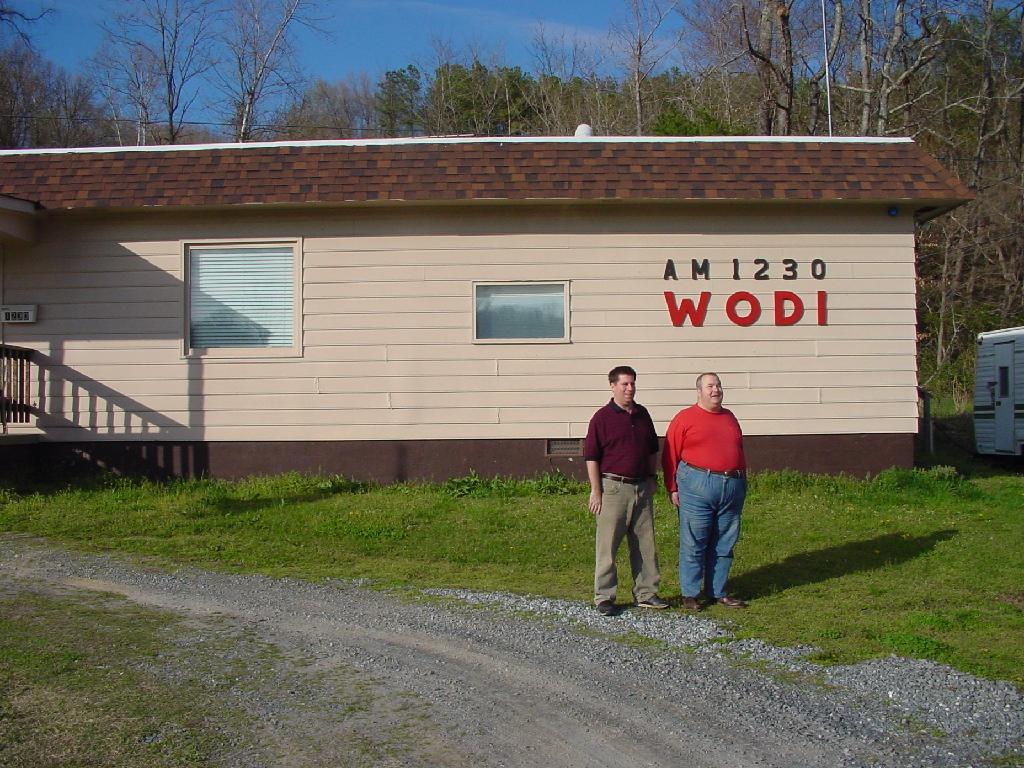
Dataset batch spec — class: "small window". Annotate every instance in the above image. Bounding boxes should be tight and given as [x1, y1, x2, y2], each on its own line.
[474, 282, 569, 343]
[187, 243, 298, 355]
[998, 366, 1009, 398]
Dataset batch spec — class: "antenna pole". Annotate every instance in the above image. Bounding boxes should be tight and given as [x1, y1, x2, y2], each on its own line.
[821, 0, 834, 136]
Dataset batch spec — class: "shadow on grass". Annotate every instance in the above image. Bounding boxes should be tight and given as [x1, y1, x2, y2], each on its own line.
[183, 486, 375, 519]
[731, 529, 957, 600]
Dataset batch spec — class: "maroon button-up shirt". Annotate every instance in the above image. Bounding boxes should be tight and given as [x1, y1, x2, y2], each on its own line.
[584, 399, 659, 478]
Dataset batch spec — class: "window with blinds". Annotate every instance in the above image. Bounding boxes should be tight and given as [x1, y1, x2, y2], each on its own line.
[188, 244, 296, 351]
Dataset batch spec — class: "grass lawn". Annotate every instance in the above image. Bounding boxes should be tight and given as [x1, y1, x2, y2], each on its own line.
[0, 583, 430, 767]
[0, 588, 248, 766]
[1, 461, 1022, 688]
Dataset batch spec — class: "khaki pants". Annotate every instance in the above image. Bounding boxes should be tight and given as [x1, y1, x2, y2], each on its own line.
[594, 476, 661, 604]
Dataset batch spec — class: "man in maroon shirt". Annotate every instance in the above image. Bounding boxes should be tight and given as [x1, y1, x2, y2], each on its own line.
[662, 372, 748, 610]
[584, 366, 668, 616]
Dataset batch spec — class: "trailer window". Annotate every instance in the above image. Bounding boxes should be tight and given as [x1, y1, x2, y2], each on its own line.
[999, 367, 1009, 397]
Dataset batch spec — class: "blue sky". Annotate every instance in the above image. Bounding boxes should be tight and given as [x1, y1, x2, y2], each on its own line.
[24, 0, 626, 82]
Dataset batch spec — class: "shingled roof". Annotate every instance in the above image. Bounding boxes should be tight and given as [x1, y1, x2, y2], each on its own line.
[0, 136, 972, 217]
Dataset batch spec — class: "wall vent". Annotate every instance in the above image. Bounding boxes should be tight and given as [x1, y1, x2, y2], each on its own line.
[546, 438, 583, 457]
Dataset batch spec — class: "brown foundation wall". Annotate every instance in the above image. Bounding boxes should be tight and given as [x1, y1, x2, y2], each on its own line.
[2, 434, 913, 482]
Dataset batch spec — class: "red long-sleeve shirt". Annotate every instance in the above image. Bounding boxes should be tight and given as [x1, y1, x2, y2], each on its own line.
[661, 404, 746, 493]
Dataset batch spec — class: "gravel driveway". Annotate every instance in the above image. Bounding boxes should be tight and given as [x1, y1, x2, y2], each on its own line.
[2, 534, 1021, 768]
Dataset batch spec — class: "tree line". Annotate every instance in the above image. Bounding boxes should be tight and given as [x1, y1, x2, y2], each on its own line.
[2, 0, 1023, 408]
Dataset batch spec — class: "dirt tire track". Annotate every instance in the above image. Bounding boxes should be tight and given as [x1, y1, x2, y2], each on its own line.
[3, 535, 1021, 768]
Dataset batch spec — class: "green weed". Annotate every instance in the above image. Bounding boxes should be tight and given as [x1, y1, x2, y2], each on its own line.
[440, 470, 585, 498]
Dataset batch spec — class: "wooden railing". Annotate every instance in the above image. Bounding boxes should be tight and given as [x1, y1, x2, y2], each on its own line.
[1, 344, 34, 429]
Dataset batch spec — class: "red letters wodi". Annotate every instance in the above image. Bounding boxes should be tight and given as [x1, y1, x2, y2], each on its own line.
[662, 258, 829, 327]
[664, 290, 829, 327]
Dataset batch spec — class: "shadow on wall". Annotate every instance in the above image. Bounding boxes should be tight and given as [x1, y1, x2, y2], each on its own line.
[3, 237, 275, 479]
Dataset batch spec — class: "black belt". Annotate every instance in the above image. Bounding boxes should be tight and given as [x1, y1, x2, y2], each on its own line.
[601, 473, 644, 485]
[683, 462, 745, 479]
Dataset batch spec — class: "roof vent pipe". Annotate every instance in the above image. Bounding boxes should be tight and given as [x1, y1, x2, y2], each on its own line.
[574, 124, 594, 137]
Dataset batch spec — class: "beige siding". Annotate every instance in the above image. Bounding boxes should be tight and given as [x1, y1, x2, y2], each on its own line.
[3, 203, 920, 442]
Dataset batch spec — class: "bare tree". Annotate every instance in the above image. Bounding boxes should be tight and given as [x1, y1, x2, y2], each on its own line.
[843, 0, 949, 135]
[673, 0, 760, 131]
[419, 37, 502, 135]
[924, 0, 1024, 377]
[875, 0, 947, 133]
[39, 70, 108, 146]
[795, 0, 844, 134]
[739, 0, 796, 134]
[855, 0, 873, 132]
[0, 1, 51, 46]
[93, 38, 157, 144]
[419, 37, 458, 134]
[214, 0, 324, 142]
[273, 73, 376, 139]
[528, 24, 582, 134]
[611, 0, 683, 134]
[1, 40, 113, 148]
[94, 0, 215, 144]
[528, 23, 618, 135]
[0, 42, 44, 146]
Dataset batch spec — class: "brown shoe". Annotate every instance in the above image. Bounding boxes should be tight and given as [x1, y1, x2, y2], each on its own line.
[716, 596, 747, 608]
[680, 596, 701, 611]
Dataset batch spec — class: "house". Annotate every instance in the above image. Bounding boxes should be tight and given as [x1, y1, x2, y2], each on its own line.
[0, 135, 972, 480]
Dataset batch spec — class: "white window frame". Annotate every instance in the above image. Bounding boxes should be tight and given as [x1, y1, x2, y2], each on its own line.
[472, 281, 570, 344]
[182, 238, 303, 359]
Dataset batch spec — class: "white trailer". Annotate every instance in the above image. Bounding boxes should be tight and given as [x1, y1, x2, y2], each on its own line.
[974, 327, 1024, 455]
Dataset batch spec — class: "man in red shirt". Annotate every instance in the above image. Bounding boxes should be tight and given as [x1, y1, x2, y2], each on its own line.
[584, 365, 668, 616]
[662, 372, 748, 610]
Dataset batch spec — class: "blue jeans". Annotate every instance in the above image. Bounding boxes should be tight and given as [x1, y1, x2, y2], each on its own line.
[676, 462, 746, 599]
